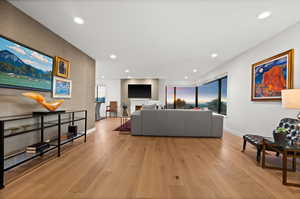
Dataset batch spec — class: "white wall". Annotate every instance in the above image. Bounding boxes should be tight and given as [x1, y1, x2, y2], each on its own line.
[158, 79, 167, 105]
[96, 79, 121, 117]
[197, 22, 300, 137]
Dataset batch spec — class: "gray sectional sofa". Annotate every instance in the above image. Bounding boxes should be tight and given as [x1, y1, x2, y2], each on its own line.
[131, 109, 223, 137]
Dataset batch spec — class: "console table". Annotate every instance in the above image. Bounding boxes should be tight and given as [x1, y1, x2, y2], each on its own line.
[0, 110, 87, 188]
[262, 137, 300, 187]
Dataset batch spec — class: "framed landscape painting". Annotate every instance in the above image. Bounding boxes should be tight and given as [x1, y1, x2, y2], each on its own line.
[53, 76, 72, 98]
[251, 49, 294, 101]
[0, 35, 53, 91]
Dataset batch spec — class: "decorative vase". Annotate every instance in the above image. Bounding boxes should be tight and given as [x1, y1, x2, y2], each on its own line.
[122, 105, 128, 117]
[273, 132, 287, 144]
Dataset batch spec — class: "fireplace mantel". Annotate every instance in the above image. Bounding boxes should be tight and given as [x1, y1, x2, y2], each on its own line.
[129, 99, 160, 114]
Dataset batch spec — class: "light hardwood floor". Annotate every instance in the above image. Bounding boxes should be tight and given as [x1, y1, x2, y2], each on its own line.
[1, 118, 300, 199]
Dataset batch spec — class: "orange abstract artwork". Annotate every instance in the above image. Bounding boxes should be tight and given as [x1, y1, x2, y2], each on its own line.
[251, 49, 294, 101]
[257, 66, 286, 97]
[22, 92, 64, 111]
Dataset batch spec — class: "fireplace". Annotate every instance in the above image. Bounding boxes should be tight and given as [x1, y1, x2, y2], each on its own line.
[135, 105, 142, 111]
[129, 99, 160, 114]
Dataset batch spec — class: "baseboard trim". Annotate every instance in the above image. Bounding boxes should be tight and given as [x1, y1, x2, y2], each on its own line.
[224, 127, 243, 137]
[87, 127, 96, 134]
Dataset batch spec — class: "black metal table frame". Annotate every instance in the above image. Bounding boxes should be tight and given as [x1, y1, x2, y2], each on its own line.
[0, 110, 88, 189]
[262, 138, 300, 187]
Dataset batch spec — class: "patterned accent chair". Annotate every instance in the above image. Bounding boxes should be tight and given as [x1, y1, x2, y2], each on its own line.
[242, 118, 299, 162]
[276, 118, 299, 141]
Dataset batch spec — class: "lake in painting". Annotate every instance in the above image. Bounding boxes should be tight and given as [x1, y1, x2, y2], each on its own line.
[53, 77, 72, 98]
[55, 80, 70, 95]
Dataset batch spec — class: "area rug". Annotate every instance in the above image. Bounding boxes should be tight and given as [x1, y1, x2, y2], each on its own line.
[114, 120, 131, 131]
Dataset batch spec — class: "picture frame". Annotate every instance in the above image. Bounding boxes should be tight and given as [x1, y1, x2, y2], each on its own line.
[251, 49, 294, 101]
[0, 35, 53, 92]
[54, 56, 70, 78]
[53, 76, 72, 98]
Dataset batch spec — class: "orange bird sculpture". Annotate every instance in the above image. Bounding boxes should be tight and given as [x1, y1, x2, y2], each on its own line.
[22, 92, 64, 112]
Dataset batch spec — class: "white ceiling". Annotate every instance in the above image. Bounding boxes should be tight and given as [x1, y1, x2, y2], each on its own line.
[9, 0, 300, 81]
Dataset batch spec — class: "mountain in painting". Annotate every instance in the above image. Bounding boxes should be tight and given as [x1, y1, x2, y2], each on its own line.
[262, 66, 286, 92]
[0, 50, 27, 67]
[0, 50, 51, 80]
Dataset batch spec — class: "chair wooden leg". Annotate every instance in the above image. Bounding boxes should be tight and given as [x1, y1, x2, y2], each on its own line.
[292, 152, 296, 172]
[257, 148, 261, 162]
[262, 143, 266, 168]
[242, 139, 246, 152]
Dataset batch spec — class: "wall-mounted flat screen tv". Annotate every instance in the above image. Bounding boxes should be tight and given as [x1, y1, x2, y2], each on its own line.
[0, 35, 53, 91]
[128, 84, 151, 98]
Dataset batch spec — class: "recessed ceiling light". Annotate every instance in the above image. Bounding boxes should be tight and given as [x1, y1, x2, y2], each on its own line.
[110, 54, 117, 59]
[211, 53, 218, 58]
[193, 69, 197, 73]
[74, 17, 84, 24]
[127, 76, 132, 79]
[125, 69, 130, 73]
[257, 11, 272, 19]
[184, 76, 188, 80]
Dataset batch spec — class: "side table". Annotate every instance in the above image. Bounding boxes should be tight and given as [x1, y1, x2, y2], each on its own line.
[262, 137, 300, 187]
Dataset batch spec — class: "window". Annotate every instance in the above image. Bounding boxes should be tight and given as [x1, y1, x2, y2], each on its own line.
[197, 76, 227, 115]
[165, 76, 227, 114]
[166, 87, 175, 109]
[175, 87, 196, 109]
[198, 81, 219, 112]
[220, 77, 227, 115]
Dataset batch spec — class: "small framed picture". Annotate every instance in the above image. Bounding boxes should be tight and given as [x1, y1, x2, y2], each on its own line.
[53, 76, 72, 98]
[54, 56, 70, 78]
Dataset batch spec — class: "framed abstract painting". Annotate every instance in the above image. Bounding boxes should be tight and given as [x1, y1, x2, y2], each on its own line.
[251, 49, 294, 101]
[53, 76, 72, 98]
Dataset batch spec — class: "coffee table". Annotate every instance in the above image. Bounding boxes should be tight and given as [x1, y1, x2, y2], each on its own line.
[262, 137, 300, 187]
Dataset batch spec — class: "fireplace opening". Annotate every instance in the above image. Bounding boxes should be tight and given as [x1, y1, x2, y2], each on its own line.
[135, 105, 143, 111]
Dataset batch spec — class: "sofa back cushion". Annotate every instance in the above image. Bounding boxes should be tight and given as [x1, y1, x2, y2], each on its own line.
[182, 110, 212, 136]
[140, 109, 212, 137]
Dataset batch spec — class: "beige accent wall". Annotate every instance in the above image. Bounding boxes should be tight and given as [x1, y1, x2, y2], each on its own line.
[0, 1, 95, 128]
[121, 79, 159, 113]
